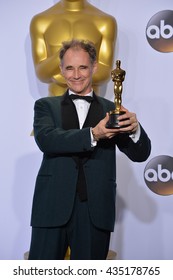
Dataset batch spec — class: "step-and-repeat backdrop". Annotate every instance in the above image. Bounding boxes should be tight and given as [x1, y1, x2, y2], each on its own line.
[1, 0, 173, 259]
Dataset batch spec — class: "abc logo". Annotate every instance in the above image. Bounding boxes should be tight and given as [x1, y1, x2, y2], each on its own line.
[144, 155, 173, 195]
[146, 10, 173, 52]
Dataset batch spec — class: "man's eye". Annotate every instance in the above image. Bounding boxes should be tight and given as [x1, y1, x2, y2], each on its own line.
[80, 66, 87, 70]
[66, 67, 73, 71]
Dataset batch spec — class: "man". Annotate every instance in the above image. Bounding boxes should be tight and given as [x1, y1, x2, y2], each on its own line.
[28, 39, 151, 260]
[30, 0, 116, 96]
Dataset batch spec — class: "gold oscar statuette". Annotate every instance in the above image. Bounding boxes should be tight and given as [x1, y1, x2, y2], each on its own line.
[106, 60, 127, 128]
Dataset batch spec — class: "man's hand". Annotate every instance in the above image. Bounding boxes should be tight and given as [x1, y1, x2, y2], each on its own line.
[92, 106, 139, 141]
[92, 113, 120, 141]
[118, 106, 139, 134]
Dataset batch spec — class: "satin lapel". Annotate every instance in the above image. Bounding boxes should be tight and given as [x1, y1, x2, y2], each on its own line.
[83, 93, 104, 128]
[61, 91, 79, 130]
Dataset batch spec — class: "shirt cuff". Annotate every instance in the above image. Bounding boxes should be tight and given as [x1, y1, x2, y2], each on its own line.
[90, 128, 97, 147]
[129, 123, 141, 143]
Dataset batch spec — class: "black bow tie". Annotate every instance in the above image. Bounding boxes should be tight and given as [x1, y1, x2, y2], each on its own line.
[70, 94, 93, 103]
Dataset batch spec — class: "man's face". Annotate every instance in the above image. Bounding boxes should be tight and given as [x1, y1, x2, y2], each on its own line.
[60, 48, 97, 95]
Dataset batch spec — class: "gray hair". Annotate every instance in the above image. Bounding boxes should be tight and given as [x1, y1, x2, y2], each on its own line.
[59, 39, 97, 65]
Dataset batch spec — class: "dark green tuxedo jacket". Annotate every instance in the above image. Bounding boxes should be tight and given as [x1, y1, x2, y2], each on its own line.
[30, 91, 151, 231]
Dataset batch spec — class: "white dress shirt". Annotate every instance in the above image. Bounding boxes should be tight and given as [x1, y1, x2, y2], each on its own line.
[69, 90, 92, 129]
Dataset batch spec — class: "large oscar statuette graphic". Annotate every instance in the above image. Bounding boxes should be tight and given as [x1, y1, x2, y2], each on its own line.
[106, 60, 126, 128]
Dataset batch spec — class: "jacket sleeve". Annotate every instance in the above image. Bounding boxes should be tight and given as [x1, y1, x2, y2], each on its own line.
[33, 98, 92, 154]
[116, 124, 151, 162]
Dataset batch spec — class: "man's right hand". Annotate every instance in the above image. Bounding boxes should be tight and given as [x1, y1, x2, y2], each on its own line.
[92, 113, 120, 141]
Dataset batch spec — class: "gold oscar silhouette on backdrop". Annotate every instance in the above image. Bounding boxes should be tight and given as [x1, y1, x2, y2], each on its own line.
[30, 0, 117, 96]
[106, 60, 126, 128]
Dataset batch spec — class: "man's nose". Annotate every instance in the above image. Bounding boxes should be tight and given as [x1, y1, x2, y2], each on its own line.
[73, 69, 80, 79]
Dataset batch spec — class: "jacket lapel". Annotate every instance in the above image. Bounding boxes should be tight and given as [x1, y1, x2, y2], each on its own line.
[61, 91, 79, 130]
[82, 92, 104, 128]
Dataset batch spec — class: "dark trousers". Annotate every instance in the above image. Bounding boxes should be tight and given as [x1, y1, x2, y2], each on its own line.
[28, 196, 110, 260]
